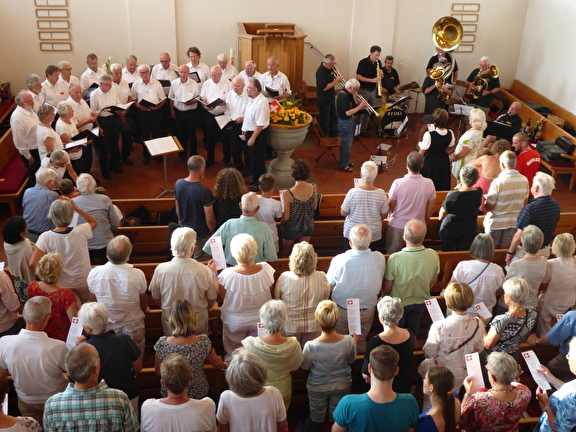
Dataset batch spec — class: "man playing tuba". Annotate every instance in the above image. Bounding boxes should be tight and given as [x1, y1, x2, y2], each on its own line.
[466, 56, 501, 109]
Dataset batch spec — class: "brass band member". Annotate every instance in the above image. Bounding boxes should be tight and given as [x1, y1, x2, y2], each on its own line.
[466, 56, 501, 108]
[336, 79, 367, 172]
[355, 45, 383, 138]
[382, 55, 403, 97]
[426, 48, 458, 83]
[315, 54, 340, 137]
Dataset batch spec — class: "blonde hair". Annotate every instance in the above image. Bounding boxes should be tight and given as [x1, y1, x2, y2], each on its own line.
[36, 252, 64, 284]
[469, 108, 487, 131]
[315, 300, 340, 332]
[288, 241, 317, 277]
[168, 299, 198, 337]
[230, 233, 257, 265]
[552, 233, 576, 259]
[444, 282, 475, 312]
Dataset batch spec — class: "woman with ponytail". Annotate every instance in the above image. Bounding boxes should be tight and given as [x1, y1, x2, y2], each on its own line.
[417, 366, 460, 432]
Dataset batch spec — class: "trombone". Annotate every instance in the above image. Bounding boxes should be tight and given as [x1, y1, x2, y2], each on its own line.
[332, 68, 380, 117]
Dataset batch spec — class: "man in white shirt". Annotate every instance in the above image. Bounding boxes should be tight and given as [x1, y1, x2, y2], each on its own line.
[58, 60, 80, 88]
[110, 63, 135, 166]
[87, 235, 148, 358]
[80, 53, 106, 91]
[10, 91, 40, 184]
[200, 65, 233, 167]
[238, 59, 262, 83]
[186, 46, 210, 87]
[260, 56, 291, 103]
[122, 54, 139, 84]
[0, 296, 68, 424]
[152, 52, 179, 95]
[68, 84, 97, 174]
[25, 74, 44, 112]
[170, 64, 201, 162]
[90, 74, 126, 178]
[242, 78, 270, 191]
[216, 53, 238, 81]
[130, 64, 167, 164]
[41, 65, 68, 105]
[225, 76, 249, 171]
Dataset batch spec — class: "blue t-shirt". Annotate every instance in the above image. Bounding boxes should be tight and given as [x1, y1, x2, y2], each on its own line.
[333, 393, 419, 432]
[174, 179, 215, 238]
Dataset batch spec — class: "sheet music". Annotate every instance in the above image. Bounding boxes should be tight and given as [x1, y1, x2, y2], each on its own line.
[473, 302, 492, 320]
[454, 104, 473, 116]
[208, 237, 227, 270]
[65, 137, 88, 150]
[144, 136, 181, 157]
[346, 298, 361, 335]
[66, 317, 83, 350]
[377, 143, 392, 151]
[521, 350, 551, 390]
[370, 155, 387, 165]
[215, 114, 232, 129]
[279, 190, 285, 213]
[354, 178, 361, 188]
[0, 262, 4, 272]
[257, 322, 268, 338]
[425, 298, 444, 322]
[465, 352, 485, 391]
[2, 394, 7, 415]
[68, 211, 79, 228]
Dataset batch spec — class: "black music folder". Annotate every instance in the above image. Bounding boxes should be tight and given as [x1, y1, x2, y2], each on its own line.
[265, 86, 279, 98]
[157, 79, 171, 87]
[485, 121, 513, 141]
[190, 72, 201, 83]
[201, 98, 223, 109]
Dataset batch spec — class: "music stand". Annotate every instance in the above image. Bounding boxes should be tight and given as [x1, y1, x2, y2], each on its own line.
[452, 103, 473, 141]
[144, 136, 183, 198]
[485, 121, 514, 142]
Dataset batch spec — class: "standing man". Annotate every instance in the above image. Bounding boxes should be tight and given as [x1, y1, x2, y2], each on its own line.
[260, 56, 291, 102]
[122, 54, 139, 84]
[80, 53, 106, 91]
[174, 155, 216, 260]
[315, 54, 339, 137]
[58, 61, 80, 88]
[382, 55, 402, 97]
[26, 74, 45, 112]
[216, 53, 238, 81]
[327, 224, 385, 352]
[238, 60, 262, 83]
[426, 47, 458, 83]
[200, 66, 233, 167]
[110, 63, 135, 166]
[224, 76, 250, 172]
[90, 74, 125, 179]
[87, 235, 148, 358]
[466, 56, 501, 108]
[0, 297, 68, 424]
[506, 172, 560, 264]
[241, 78, 270, 191]
[170, 64, 201, 163]
[484, 150, 529, 250]
[336, 79, 367, 172]
[41, 65, 67, 105]
[384, 219, 440, 337]
[186, 46, 210, 87]
[386, 151, 436, 254]
[68, 84, 97, 173]
[43, 343, 139, 432]
[22, 168, 59, 240]
[130, 64, 167, 164]
[512, 131, 541, 189]
[355, 45, 383, 138]
[11, 91, 40, 185]
[151, 52, 179, 96]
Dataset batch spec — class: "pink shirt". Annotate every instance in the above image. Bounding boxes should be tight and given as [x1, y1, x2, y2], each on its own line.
[388, 174, 436, 229]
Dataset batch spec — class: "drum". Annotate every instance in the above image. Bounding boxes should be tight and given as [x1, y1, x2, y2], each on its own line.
[379, 108, 407, 138]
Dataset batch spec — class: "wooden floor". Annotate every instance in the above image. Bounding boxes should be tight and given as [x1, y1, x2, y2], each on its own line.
[1, 111, 576, 260]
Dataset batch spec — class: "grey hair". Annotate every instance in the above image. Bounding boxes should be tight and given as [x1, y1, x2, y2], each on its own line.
[345, 78, 360, 90]
[48, 199, 74, 227]
[106, 235, 132, 264]
[78, 302, 109, 334]
[125, 54, 137, 63]
[533, 172, 555, 196]
[217, 53, 228, 63]
[377, 296, 403, 326]
[407, 151, 424, 173]
[76, 173, 97, 194]
[503, 277, 529, 306]
[23, 296, 51, 324]
[36, 167, 58, 185]
[56, 100, 72, 117]
[37, 104, 56, 123]
[187, 155, 205, 172]
[57, 60, 71, 70]
[259, 300, 287, 334]
[268, 56, 279, 65]
[66, 343, 99, 383]
[361, 161, 378, 182]
[384, 55, 394, 62]
[15, 91, 29, 105]
[480, 56, 491, 65]
[245, 60, 257, 68]
[170, 227, 197, 257]
[26, 74, 42, 89]
[404, 219, 427, 245]
[499, 150, 516, 169]
[459, 165, 479, 187]
[469, 233, 495, 261]
[521, 225, 544, 254]
[323, 54, 335, 63]
[486, 352, 518, 385]
[226, 348, 268, 396]
[98, 74, 112, 84]
[552, 233, 575, 259]
[109, 63, 122, 73]
[230, 233, 258, 265]
[350, 224, 371, 250]
[137, 64, 150, 73]
[50, 149, 70, 166]
[241, 192, 260, 214]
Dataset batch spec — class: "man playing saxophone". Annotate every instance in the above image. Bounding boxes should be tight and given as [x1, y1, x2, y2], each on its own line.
[355, 45, 383, 138]
[466, 56, 501, 109]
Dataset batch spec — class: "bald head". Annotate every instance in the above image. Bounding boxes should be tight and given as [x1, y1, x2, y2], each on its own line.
[509, 101, 521, 115]
[232, 76, 245, 94]
[404, 219, 427, 246]
[159, 52, 171, 69]
[178, 64, 190, 82]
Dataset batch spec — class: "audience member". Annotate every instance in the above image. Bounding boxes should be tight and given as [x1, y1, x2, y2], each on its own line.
[213, 168, 244, 228]
[0, 270, 21, 338]
[255, 174, 282, 252]
[77, 302, 142, 415]
[275, 241, 330, 345]
[10, 91, 40, 185]
[40, 149, 75, 183]
[384, 219, 440, 336]
[149, 227, 216, 335]
[43, 343, 138, 431]
[242, 300, 303, 409]
[0, 297, 68, 424]
[0, 369, 41, 431]
[450, 108, 487, 179]
[154, 299, 227, 399]
[512, 131, 541, 189]
[3, 216, 35, 296]
[417, 367, 460, 432]
[28, 252, 77, 342]
[341, 161, 389, 250]
[209, 233, 274, 358]
[419, 108, 455, 191]
[300, 300, 357, 428]
[22, 168, 59, 241]
[140, 353, 217, 432]
[87, 235, 147, 356]
[327, 224, 385, 352]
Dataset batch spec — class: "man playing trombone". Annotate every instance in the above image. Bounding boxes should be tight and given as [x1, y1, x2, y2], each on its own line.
[336, 79, 367, 172]
[316, 54, 340, 137]
[356, 45, 383, 138]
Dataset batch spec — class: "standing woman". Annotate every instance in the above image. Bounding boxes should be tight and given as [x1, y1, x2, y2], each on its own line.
[450, 108, 487, 179]
[417, 367, 460, 432]
[419, 108, 455, 191]
[55, 100, 84, 175]
[213, 168, 245, 228]
[336, 78, 367, 172]
[280, 159, 317, 257]
[36, 104, 64, 160]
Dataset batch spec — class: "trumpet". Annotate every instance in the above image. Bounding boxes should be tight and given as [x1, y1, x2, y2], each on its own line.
[332, 68, 380, 117]
[472, 65, 499, 99]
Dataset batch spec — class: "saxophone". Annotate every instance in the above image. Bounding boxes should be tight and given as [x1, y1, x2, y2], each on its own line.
[376, 61, 383, 97]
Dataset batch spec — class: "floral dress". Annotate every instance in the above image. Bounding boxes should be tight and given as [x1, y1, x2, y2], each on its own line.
[460, 384, 531, 432]
[28, 281, 75, 342]
[154, 334, 211, 398]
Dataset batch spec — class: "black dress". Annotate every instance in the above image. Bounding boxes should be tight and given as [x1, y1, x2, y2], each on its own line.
[421, 129, 453, 191]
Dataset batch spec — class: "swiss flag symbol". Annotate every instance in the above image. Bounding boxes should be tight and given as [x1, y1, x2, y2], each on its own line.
[347, 300, 353, 305]
[475, 305, 481, 310]
[466, 355, 472, 361]
[426, 300, 432, 305]
[269, 100, 282, 113]
[210, 238, 216, 243]
[522, 352, 530, 359]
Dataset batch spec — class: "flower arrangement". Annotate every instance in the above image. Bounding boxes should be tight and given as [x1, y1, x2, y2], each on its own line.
[102, 56, 113, 74]
[270, 98, 309, 126]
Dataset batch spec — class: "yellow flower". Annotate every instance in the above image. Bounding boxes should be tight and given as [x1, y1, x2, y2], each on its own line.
[283, 116, 289, 122]
[294, 109, 301, 115]
[294, 119, 299, 125]
[287, 101, 293, 106]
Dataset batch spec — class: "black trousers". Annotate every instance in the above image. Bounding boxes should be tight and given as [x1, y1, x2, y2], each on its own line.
[245, 127, 268, 183]
[97, 115, 121, 174]
[318, 97, 338, 137]
[20, 148, 40, 187]
[137, 109, 164, 158]
[224, 122, 245, 169]
[202, 111, 226, 163]
[174, 108, 198, 158]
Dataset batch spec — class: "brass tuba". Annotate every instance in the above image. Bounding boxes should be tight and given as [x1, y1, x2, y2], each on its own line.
[430, 16, 463, 102]
[472, 65, 499, 99]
